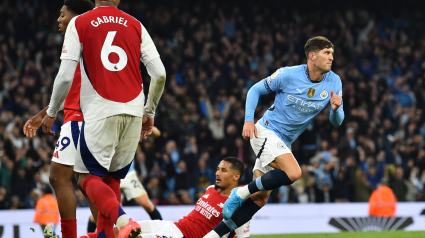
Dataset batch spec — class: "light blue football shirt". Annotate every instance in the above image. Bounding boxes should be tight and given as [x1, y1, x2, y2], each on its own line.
[245, 64, 344, 146]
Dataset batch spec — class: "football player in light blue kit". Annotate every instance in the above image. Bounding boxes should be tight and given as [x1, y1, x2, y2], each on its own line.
[204, 36, 344, 238]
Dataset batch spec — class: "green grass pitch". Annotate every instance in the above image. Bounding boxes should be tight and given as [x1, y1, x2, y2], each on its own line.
[251, 231, 425, 238]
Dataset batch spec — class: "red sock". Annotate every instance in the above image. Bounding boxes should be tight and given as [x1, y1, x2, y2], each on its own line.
[81, 176, 120, 224]
[103, 177, 121, 202]
[96, 177, 121, 238]
[61, 219, 77, 238]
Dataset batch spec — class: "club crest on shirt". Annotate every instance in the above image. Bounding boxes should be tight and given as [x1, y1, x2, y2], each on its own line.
[307, 88, 315, 98]
[277, 142, 287, 149]
[320, 90, 329, 99]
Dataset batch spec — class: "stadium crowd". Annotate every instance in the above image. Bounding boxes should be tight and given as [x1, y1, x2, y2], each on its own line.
[1, 0, 425, 209]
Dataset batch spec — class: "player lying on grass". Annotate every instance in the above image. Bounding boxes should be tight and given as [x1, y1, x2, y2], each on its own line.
[205, 36, 344, 238]
[131, 157, 249, 238]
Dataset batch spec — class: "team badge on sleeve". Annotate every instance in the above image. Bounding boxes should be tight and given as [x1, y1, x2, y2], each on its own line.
[320, 90, 329, 99]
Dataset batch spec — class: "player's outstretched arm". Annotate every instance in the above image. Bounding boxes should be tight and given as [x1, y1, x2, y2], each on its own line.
[329, 90, 344, 127]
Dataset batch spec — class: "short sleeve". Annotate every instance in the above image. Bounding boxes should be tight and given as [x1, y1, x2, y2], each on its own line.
[234, 221, 250, 238]
[140, 23, 160, 65]
[264, 67, 288, 92]
[60, 17, 82, 62]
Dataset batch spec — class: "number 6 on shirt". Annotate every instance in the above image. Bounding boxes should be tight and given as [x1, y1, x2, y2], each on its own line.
[101, 31, 128, 71]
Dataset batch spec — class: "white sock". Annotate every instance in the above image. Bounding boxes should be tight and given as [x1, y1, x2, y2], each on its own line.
[236, 185, 251, 200]
[116, 214, 130, 229]
[203, 230, 220, 238]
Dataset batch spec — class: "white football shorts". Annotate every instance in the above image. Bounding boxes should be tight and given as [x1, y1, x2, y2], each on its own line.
[136, 220, 184, 238]
[51, 121, 82, 166]
[74, 114, 142, 178]
[120, 171, 147, 200]
[251, 122, 292, 174]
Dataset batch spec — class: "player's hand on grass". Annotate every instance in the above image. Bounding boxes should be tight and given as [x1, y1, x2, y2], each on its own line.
[23, 115, 43, 138]
[330, 90, 341, 111]
[41, 115, 56, 136]
[242, 121, 258, 140]
[141, 115, 154, 141]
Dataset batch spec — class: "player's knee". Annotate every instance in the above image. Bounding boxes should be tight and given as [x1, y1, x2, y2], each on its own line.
[49, 172, 71, 189]
[285, 167, 302, 182]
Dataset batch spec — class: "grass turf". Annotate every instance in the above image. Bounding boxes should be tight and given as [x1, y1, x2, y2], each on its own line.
[251, 231, 425, 238]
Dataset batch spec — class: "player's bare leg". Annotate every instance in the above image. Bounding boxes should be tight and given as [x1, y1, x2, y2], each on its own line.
[134, 194, 155, 213]
[268, 153, 302, 182]
[49, 162, 79, 238]
[49, 162, 77, 219]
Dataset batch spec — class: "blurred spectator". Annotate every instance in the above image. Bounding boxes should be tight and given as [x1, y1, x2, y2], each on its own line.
[0, 186, 10, 209]
[179, 190, 194, 205]
[388, 166, 408, 202]
[23, 188, 41, 208]
[174, 160, 192, 192]
[10, 195, 22, 210]
[194, 159, 214, 191]
[315, 162, 334, 203]
[332, 170, 350, 202]
[161, 192, 182, 206]
[11, 168, 30, 203]
[146, 177, 164, 205]
[354, 170, 374, 202]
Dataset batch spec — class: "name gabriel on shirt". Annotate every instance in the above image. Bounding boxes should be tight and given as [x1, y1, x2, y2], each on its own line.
[91, 16, 128, 27]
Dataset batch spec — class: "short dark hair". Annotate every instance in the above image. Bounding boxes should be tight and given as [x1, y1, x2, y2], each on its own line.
[304, 36, 334, 59]
[64, 0, 94, 15]
[222, 157, 244, 179]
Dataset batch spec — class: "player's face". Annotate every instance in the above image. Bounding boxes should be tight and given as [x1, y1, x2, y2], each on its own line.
[57, 6, 77, 35]
[215, 161, 239, 189]
[314, 48, 334, 73]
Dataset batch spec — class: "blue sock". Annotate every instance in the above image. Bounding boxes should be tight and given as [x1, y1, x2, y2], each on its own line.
[247, 169, 292, 194]
[214, 198, 261, 236]
[148, 207, 163, 220]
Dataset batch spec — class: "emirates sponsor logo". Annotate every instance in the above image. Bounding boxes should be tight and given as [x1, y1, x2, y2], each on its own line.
[195, 199, 220, 219]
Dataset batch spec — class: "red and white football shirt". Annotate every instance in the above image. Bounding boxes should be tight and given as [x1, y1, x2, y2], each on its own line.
[60, 6, 160, 122]
[62, 63, 83, 124]
[175, 186, 250, 238]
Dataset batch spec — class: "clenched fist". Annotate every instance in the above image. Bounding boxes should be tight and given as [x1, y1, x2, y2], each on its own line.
[330, 90, 341, 111]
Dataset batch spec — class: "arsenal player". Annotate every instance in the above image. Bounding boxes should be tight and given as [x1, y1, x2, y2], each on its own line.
[134, 157, 250, 238]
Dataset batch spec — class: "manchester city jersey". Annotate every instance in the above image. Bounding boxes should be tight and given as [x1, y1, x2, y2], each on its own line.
[257, 64, 343, 146]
